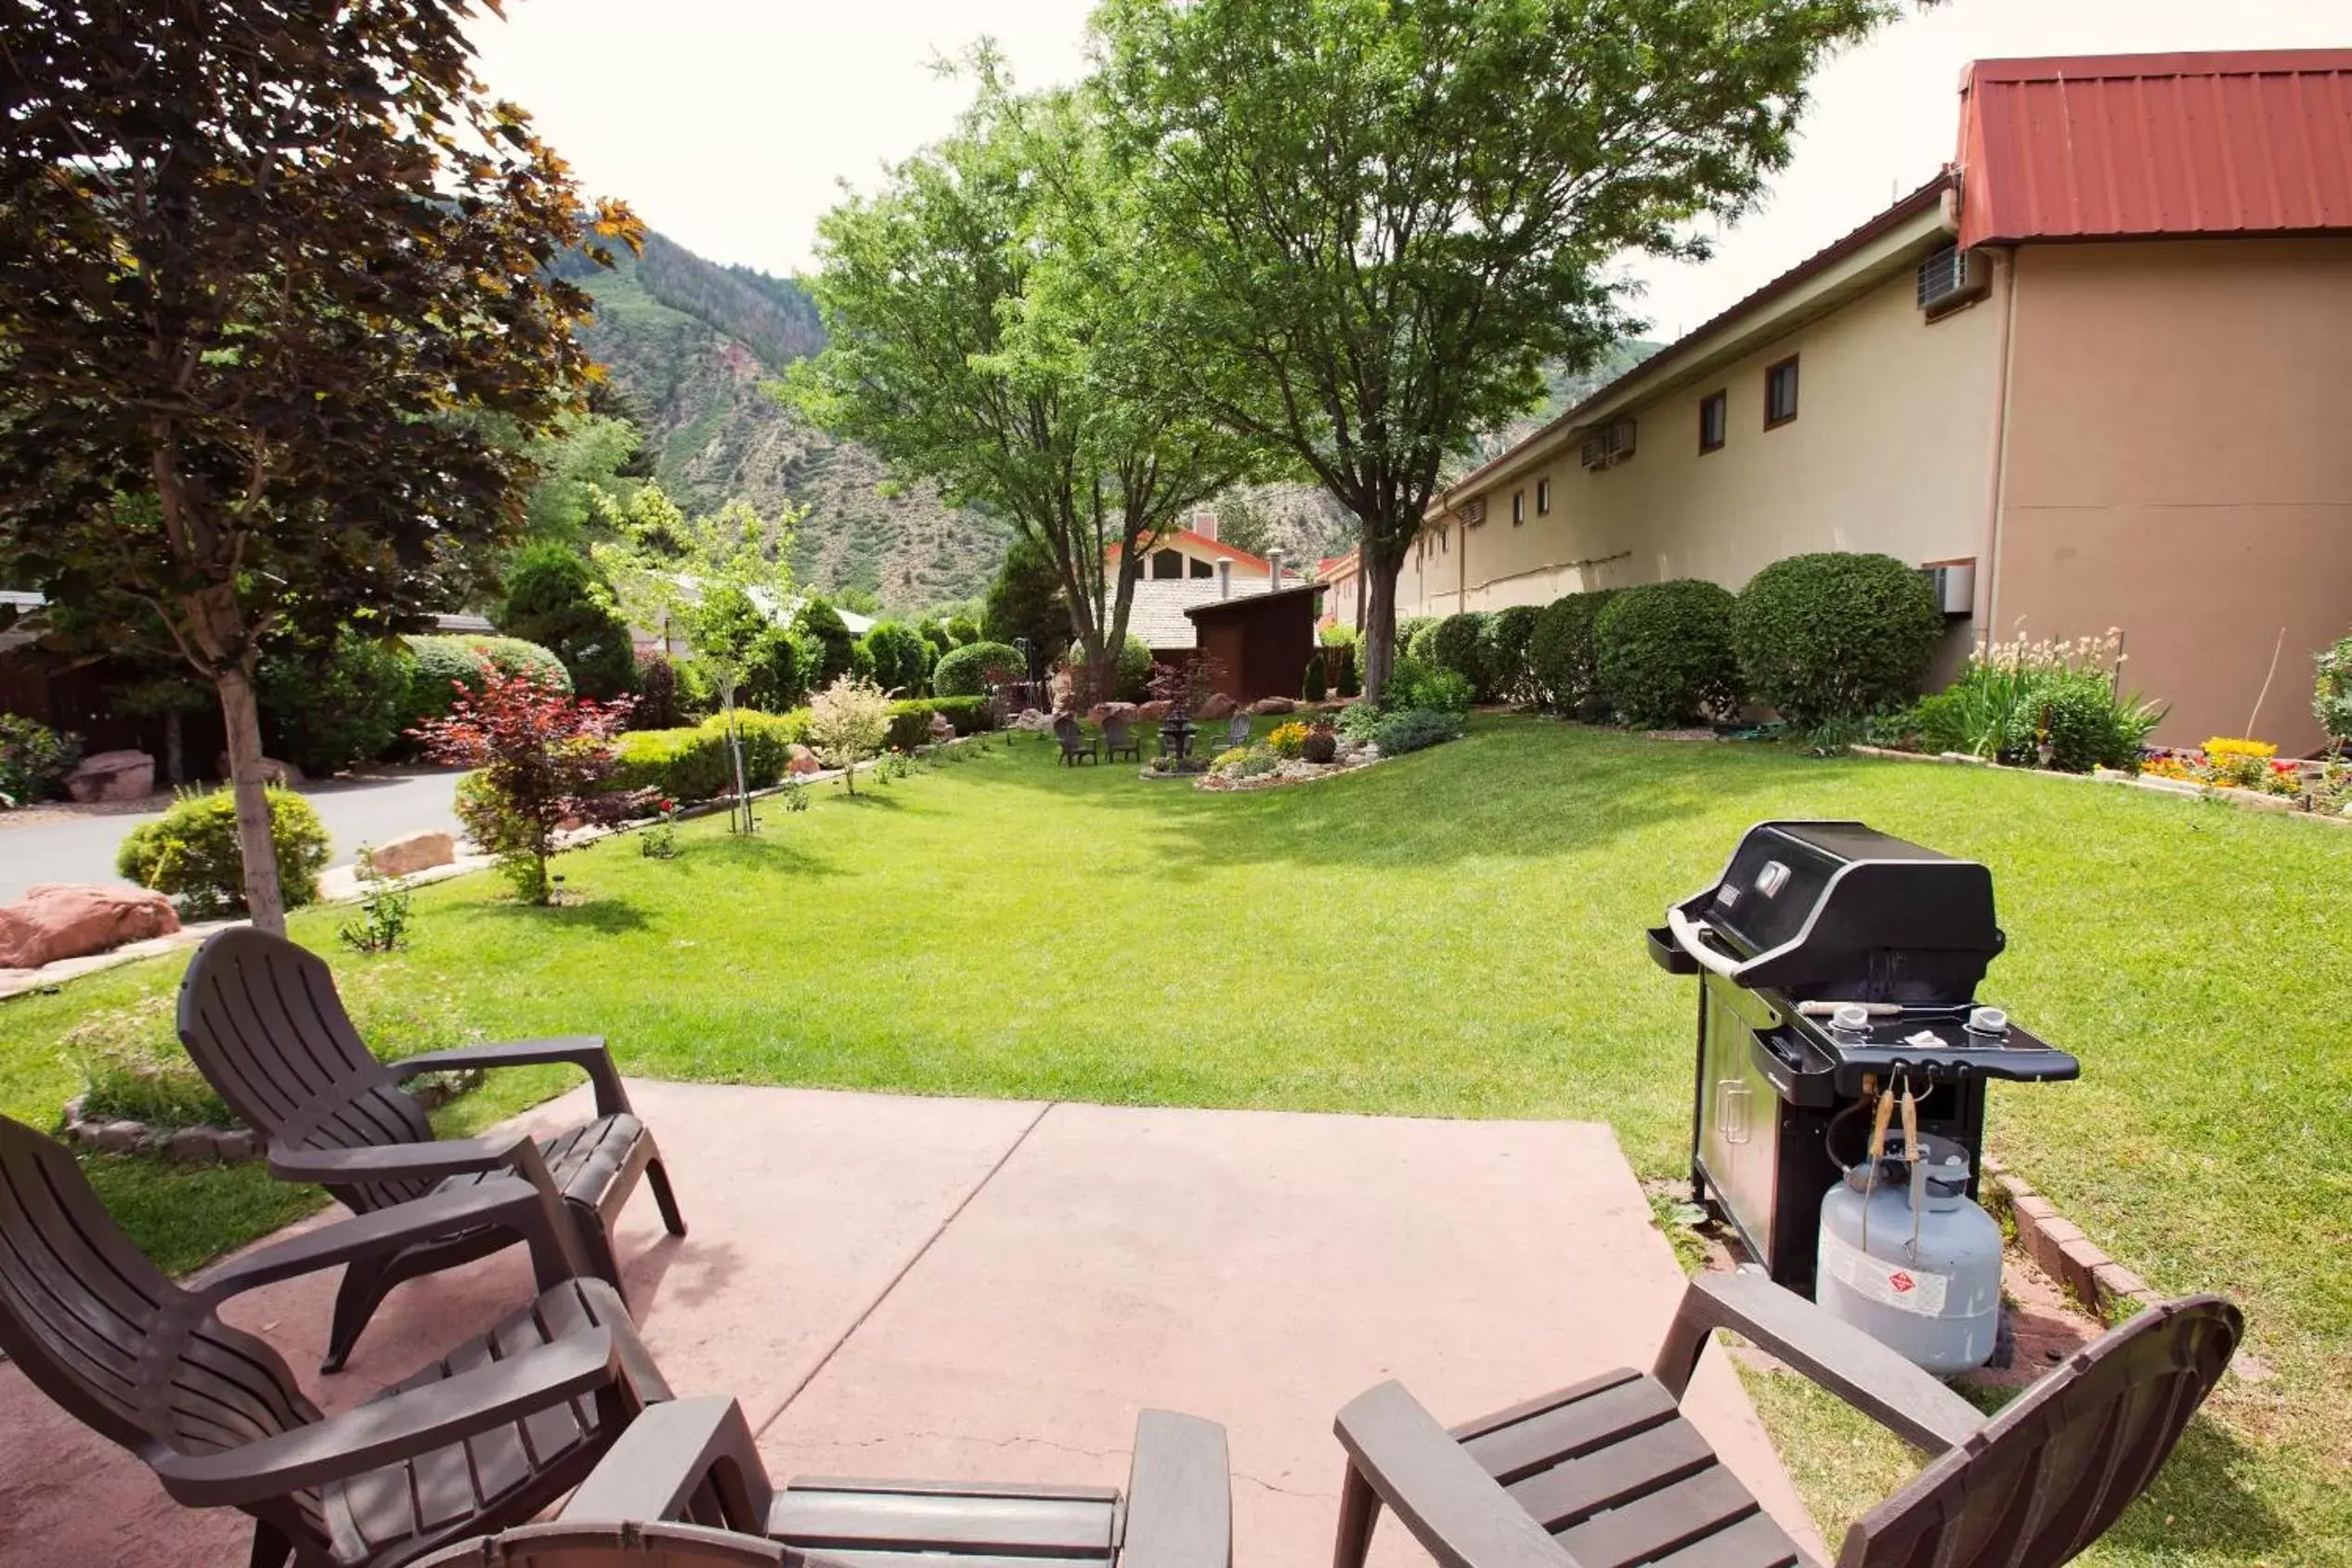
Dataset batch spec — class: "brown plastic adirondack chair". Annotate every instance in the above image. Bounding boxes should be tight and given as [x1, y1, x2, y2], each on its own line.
[1224, 713, 1251, 752]
[1102, 714, 1142, 763]
[1332, 1270, 2241, 1568]
[412, 1394, 1232, 1568]
[1055, 715, 1099, 766]
[177, 927, 687, 1371]
[0, 1113, 673, 1568]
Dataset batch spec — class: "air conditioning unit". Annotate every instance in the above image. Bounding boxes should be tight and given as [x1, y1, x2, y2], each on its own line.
[1918, 559, 1976, 617]
[1917, 244, 1989, 315]
[1461, 497, 1487, 525]
[1604, 417, 1637, 463]
[1579, 433, 1611, 471]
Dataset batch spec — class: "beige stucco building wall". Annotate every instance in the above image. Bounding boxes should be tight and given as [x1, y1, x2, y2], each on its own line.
[1991, 239, 2352, 753]
[1406, 265, 2002, 637]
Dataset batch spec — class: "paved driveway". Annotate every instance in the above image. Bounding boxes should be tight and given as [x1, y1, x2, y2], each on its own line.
[0, 768, 467, 905]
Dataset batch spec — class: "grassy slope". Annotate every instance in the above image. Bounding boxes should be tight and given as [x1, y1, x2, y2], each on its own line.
[1, 719, 2343, 1562]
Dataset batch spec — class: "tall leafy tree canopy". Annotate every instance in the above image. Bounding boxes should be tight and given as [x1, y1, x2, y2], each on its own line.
[0, 0, 636, 931]
[1091, 0, 1892, 693]
[791, 61, 1253, 677]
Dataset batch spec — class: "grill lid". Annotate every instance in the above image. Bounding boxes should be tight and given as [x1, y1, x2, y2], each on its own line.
[1677, 821, 2004, 999]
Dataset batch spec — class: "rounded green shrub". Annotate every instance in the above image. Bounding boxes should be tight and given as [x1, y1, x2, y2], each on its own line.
[1387, 655, 1475, 716]
[116, 786, 331, 916]
[1593, 580, 1742, 728]
[1424, 613, 1493, 699]
[1066, 634, 1152, 704]
[396, 635, 570, 738]
[1302, 654, 1329, 703]
[1732, 552, 1943, 728]
[1527, 590, 1619, 719]
[1486, 605, 1542, 705]
[1401, 616, 1443, 664]
[933, 640, 1027, 698]
[258, 628, 414, 774]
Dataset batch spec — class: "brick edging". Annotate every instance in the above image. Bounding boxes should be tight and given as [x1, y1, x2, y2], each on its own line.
[1979, 1156, 2152, 1322]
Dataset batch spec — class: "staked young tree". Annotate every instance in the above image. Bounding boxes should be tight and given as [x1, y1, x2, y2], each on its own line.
[0, 0, 637, 934]
[1092, 0, 1893, 696]
[790, 61, 1254, 683]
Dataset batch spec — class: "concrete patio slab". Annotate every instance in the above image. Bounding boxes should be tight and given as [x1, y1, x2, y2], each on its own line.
[0, 1082, 1820, 1568]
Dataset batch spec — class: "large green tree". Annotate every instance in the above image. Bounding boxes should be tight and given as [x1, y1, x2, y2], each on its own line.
[792, 64, 1251, 680]
[1093, 0, 1891, 695]
[0, 0, 635, 932]
[982, 535, 1072, 680]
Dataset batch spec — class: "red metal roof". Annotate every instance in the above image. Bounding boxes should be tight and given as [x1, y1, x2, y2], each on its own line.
[1105, 528, 1274, 572]
[1958, 50, 2352, 246]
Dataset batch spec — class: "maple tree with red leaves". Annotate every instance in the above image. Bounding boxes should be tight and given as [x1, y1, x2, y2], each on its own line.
[412, 662, 641, 904]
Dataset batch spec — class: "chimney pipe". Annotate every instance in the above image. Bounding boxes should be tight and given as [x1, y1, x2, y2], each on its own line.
[1267, 550, 1283, 590]
[1216, 559, 1231, 600]
[1194, 510, 1219, 543]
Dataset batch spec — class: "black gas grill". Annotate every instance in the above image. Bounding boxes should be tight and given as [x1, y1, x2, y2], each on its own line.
[1646, 821, 2078, 1292]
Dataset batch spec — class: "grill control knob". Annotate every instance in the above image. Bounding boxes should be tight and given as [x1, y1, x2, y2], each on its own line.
[1966, 1006, 2009, 1037]
[1830, 1004, 1872, 1033]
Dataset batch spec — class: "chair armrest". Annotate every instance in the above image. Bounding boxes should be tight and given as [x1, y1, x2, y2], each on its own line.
[268, 1132, 594, 1285]
[394, 1035, 631, 1118]
[563, 1395, 776, 1533]
[1123, 1409, 1231, 1568]
[1651, 1270, 1986, 1454]
[268, 1129, 542, 1186]
[1333, 1381, 1578, 1568]
[149, 1328, 617, 1508]
[192, 1177, 570, 1305]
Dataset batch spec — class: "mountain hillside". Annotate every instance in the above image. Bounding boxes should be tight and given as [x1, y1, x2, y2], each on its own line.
[559, 236, 1013, 610]
[563, 229, 1658, 606]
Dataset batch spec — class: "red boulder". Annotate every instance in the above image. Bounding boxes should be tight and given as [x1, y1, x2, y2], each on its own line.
[0, 883, 180, 970]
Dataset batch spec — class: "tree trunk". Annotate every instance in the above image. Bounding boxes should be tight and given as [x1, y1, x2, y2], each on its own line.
[162, 709, 184, 785]
[721, 688, 753, 833]
[1362, 560, 1401, 703]
[214, 665, 288, 936]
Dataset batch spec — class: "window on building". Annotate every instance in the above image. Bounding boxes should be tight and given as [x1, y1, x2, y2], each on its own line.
[1763, 357, 1800, 429]
[1150, 550, 1182, 579]
[1189, 557, 1213, 578]
[1535, 477, 1550, 516]
[1699, 391, 1727, 453]
[1511, 489, 1525, 525]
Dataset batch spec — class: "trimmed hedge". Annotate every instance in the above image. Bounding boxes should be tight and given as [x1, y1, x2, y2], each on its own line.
[117, 786, 331, 916]
[613, 711, 809, 802]
[1593, 580, 1742, 727]
[1733, 552, 1943, 728]
[1487, 605, 1542, 705]
[1424, 613, 1493, 700]
[396, 634, 570, 738]
[862, 620, 932, 697]
[1527, 590, 1618, 719]
[933, 640, 1026, 698]
[613, 698, 991, 802]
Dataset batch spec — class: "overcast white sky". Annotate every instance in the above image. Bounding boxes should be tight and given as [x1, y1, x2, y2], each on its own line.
[469, 0, 2349, 344]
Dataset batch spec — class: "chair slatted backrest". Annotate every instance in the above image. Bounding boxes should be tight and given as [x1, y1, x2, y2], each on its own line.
[0, 1115, 329, 1540]
[177, 927, 436, 1212]
[1841, 1295, 2242, 1568]
[413, 1522, 792, 1567]
[1104, 715, 1133, 748]
[1055, 716, 1085, 749]
[1226, 714, 1250, 749]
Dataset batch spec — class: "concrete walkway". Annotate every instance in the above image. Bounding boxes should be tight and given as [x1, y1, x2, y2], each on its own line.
[0, 1082, 1820, 1567]
[0, 768, 467, 905]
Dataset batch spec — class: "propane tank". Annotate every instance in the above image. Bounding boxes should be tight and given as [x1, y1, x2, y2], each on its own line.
[1815, 1132, 2003, 1375]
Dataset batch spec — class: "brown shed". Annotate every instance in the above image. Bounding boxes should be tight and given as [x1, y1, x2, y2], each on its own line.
[1184, 583, 1321, 704]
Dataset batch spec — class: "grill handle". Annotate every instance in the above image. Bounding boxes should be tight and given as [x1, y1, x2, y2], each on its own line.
[1667, 906, 1748, 982]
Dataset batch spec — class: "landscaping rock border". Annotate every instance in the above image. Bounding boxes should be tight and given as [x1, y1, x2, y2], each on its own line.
[57, 1068, 485, 1164]
[1849, 744, 2350, 826]
[1979, 1154, 2152, 1325]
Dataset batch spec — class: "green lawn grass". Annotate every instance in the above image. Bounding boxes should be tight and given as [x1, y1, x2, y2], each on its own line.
[2, 718, 2344, 1563]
